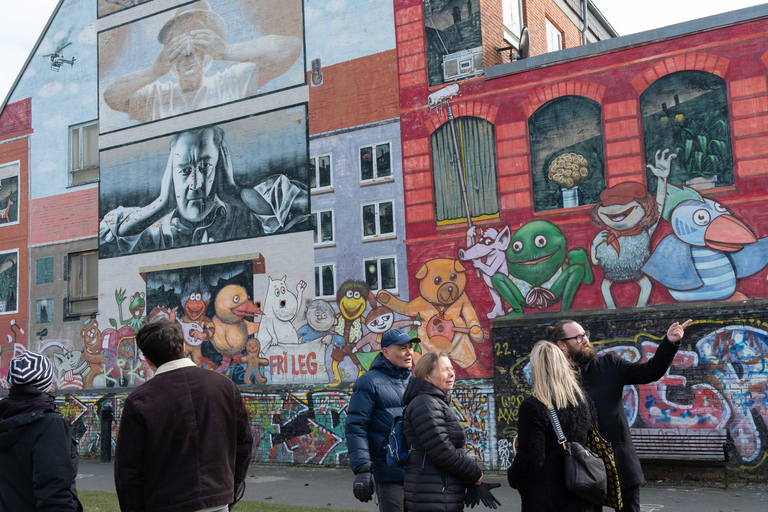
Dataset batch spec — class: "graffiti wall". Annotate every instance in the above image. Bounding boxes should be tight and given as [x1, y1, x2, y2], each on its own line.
[493, 311, 768, 472]
[98, 0, 305, 132]
[98, 107, 309, 258]
[36, 381, 496, 468]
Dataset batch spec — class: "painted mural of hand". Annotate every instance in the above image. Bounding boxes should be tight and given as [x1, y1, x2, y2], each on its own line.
[667, 319, 692, 343]
[647, 148, 676, 179]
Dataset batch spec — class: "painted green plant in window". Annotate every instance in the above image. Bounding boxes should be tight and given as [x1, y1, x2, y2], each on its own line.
[0, 270, 15, 302]
[671, 113, 728, 179]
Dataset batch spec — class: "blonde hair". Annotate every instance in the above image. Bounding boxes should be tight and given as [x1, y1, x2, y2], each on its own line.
[530, 340, 584, 409]
[413, 350, 449, 380]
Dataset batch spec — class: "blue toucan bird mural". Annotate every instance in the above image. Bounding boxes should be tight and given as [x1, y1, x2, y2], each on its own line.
[642, 184, 768, 302]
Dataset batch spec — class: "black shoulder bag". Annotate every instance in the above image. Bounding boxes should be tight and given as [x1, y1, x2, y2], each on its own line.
[547, 406, 607, 504]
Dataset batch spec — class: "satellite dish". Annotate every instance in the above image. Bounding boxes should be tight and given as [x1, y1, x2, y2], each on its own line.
[519, 27, 530, 60]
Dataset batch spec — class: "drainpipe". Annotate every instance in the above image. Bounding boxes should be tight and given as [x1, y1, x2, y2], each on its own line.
[582, 0, 589, 45]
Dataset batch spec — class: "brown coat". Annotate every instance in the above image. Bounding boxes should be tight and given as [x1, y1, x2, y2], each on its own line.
[114, 365, 253, 512]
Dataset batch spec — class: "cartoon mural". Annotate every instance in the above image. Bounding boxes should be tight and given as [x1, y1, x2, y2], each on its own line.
[0, 250, 18, 315]
[0, 163, 19, 226]
[99, 109, 309, 258]
[424, 0, 482, 87]
[493, 317, 768, 471]
[98, 0, 305, 132]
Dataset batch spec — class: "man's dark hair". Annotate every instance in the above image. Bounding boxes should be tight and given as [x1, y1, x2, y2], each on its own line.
[546, 320, 577, 343]
[136, 319, 185, 368]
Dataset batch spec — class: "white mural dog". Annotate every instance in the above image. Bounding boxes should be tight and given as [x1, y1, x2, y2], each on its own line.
[258, 276, 306, 349]
[458, 226, 511, 319]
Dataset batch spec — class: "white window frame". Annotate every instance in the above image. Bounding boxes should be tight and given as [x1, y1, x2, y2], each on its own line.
[67, 250, 98, 316]
[546, 19, 563, 52]
[361, 199, 396, 241]
[0, 161, 20, 228]
[69, 120, 99, 186]
[0, 248, 19, 315]
[312, 208, 335, 247]
[363, 255, 398, 293]
[310, 153, 333, 193]
[359, 141, 393, 183]
[502, 0, 524, 47]
[314, 263, 337, 299]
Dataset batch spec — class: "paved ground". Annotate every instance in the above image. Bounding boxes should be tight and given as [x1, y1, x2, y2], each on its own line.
[78, 461, 767, 511]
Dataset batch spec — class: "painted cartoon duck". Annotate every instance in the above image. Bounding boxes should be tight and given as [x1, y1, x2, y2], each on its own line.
[212, 284, 263, 373]
[642, 184, 768, 302]
[492, 220, 593, 318]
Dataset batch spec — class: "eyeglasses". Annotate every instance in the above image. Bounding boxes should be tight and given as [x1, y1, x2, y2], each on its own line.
[560, 330, 590, 343]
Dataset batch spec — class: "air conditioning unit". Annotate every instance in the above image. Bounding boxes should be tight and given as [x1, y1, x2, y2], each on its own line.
[443, 46, 483, 82]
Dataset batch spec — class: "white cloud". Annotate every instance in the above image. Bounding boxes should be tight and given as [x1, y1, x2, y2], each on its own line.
[42, 114, 67, 129]
[326, 0, 347, 12]
[26, 68, 36, 79]
[52, 31, 67, 45]
[77, 24, 95, 45]
[37, 81, 63, 98]
[68, 83, 79, 94]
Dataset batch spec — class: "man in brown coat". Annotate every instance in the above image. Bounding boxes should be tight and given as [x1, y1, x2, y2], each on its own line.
[114, 319, 253, 512]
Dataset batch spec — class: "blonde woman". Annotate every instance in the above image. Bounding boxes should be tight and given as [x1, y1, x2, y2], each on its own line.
[402, 351, 483, 512]
[507, 341, 598, 512]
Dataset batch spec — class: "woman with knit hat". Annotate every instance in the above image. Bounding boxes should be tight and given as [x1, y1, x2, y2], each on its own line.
[0, 351, 83, 511]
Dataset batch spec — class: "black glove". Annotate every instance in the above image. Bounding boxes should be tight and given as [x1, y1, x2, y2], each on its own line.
[464, 484, 480, 508]
[477, 482, 501, 509]
[353, 472, 375, 502]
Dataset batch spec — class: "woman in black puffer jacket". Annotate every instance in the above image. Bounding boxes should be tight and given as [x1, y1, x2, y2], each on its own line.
[402, 350, 482, 512]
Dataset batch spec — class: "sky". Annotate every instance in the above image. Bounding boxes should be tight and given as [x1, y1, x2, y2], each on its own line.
[0, 0, 767, 104]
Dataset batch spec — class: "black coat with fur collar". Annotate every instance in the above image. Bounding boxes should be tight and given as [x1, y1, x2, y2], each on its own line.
[403, 377, 482, 512]
[507, 395, 597, 512]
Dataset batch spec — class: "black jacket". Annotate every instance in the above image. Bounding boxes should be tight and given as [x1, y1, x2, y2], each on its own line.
[114, 364, 253, 512]
[0, 385, 82, 512]
[345, 352, 411, 483]
[580, 336, 680, 489]
[507, 396, 596, 512]
[402, 377, 482, 512]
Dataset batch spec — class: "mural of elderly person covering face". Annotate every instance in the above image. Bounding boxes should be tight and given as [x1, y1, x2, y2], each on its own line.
[99, 125, 308, 257]
[102, 0, 302, 124]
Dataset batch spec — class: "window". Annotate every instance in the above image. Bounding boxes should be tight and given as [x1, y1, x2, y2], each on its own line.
[313, 209, 335, 247]
[431, 116, 499, 224]
[70, 121, 99, 185]
[364, 256, 397, 292]
[503, 0, 523, 45]
[310, 154, 332, 191]
[0, 250, 18, 314]
[67, 251, 98, 315]
[360, 142, 392, 181]
[36, 257, 54, 285]
[546, 19, 563, 52]
[0, 162, 19, 227]
[362, 200, 395, 240]
[36, 299, 53, 324]
[314, 263, 336, 298]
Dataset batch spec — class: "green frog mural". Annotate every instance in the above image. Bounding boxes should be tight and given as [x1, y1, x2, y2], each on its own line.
[492, 220, 593, 318]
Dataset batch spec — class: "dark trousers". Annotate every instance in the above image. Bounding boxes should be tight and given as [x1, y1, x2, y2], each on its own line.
[376, 482, 404, 512]
[596, 485, 640, 512]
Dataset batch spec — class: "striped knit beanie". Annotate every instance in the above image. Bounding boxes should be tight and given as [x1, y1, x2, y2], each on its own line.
[8, 351, 54, 392]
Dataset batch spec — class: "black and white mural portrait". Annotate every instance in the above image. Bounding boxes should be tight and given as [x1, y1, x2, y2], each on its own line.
[98, 106, 309, 258]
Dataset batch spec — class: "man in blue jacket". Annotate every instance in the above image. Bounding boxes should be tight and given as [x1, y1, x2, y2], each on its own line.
[345, 328, 419, 512]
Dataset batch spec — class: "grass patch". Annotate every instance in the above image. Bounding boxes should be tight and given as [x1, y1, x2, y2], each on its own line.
[78, 491, 362, 512]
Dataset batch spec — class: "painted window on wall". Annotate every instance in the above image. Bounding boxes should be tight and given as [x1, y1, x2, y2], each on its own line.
[424, 0, 483, 86]
[0, 250, 18, 314]
[36, 298, 54, 324]
[0, 162, 19, 226]
[362, 200, 395, 240]
[360, 142, 392, 182]
[36, 257, 54, 285]
[431, 116, 499, 224]
[313, 209, 334, 247]
[529, 96, 605, 212]
[70, 121, 99, 185]
[67, 251, 98, 315]
[640, 71, 734, 192]
[364, 256, 397, 293]
[546, 19, 563, 52]
[315, 263, 336, 298]
[310, 154, 332, 191]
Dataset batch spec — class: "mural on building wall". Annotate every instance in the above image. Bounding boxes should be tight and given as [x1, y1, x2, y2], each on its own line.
[47, 382, 494, 467]
[0, 250, 19, 315]
[493, 318, 768, 471]
[98, 0, 304, 132]
[99, 108, 309, 258]
[0, 163, 19, 226]
[98, 0, 153, 17]
[0, 319, 26, 389]
[641, 71, 734, 192]
[424, 0, 482, 87]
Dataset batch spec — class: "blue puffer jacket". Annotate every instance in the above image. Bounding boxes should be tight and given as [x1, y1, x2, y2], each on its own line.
[345, 352, 411, 483]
